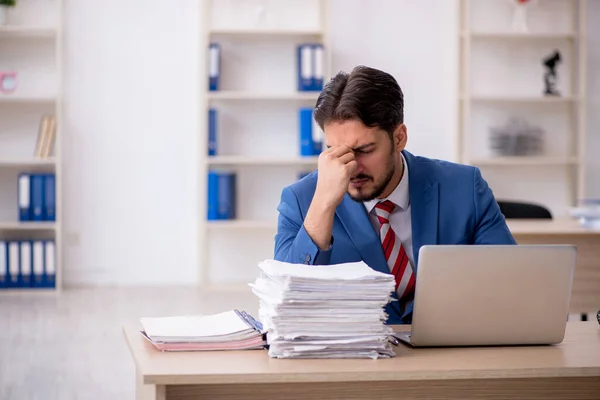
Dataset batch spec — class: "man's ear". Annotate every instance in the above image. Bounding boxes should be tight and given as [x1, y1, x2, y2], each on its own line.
[394, 124, 408, 151]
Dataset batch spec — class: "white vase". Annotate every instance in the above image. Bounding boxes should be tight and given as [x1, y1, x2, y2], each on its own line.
[0, 6, 8, 26]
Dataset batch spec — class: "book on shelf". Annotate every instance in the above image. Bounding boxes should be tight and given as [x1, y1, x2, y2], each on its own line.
[34, 115, 56, 159]
[140, 309, 266, 352]
[0, 240, 56, 289]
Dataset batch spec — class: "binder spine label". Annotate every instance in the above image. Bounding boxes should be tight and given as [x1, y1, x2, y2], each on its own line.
[33, 241, 44, 287]
[298, 45, 314, 91]
[208, 108, 217, 156]
[312, 117, 323, 155]
[18, 174, 31, 221]
[31, 174, 45, 221]
[299, 108, 314, 156]
[44, 174, 56, 221]
[0, 241, 6, 288]
[44, 241, 56, 288]
[209, 43, 220, 91]
[8, 242, 19, 287]
[20, 241, 32, 287]
[313, 44, 324, 90]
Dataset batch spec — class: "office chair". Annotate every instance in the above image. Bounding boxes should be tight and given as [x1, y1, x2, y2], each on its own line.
[497, 200, 552, 219]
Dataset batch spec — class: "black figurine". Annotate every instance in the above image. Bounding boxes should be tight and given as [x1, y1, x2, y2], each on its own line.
[543, 50, 561, 96]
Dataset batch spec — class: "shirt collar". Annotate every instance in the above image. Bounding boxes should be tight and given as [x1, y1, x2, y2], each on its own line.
[364, 152, 410, 214]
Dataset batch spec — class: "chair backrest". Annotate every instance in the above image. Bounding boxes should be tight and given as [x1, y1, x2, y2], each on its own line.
[497, 200, 552, 219]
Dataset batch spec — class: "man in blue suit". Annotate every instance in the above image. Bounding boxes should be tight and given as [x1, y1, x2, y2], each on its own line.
[274, 65, 516, 324]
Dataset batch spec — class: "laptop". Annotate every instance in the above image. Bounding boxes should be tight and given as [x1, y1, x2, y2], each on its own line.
[395, 244, 576, 347]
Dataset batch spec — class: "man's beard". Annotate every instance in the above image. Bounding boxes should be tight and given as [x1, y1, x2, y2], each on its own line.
[348, 155, 397, 202]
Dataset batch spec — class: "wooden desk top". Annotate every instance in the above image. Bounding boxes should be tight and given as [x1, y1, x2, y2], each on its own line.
[506, 217, 600, 235]
[124, 322, 600, 386]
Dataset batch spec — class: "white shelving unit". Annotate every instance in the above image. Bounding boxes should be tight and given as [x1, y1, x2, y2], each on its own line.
[198, 0, 330, 286]
[207, 91, 320, 101]
[458, 0, 587, 216]
[0, 0, 63, 293]
[206, 155, 319, 166]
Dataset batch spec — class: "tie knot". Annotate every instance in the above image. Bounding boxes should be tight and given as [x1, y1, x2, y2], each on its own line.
[375, 200, 395, 224]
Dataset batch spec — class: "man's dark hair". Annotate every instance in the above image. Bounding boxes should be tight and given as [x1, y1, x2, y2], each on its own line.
[313, 65, 404, 138]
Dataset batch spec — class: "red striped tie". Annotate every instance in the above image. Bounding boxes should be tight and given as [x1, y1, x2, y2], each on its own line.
[374, 200, 415, 312]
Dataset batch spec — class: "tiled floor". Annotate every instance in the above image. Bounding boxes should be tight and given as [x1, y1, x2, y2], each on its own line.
[0, 286, 258, 400]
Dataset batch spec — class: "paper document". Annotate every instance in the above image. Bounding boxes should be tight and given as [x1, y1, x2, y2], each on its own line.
[250, 259, 397, 359]
[140, 309, 266, 352]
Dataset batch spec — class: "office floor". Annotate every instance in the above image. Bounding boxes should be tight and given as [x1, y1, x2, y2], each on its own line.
[0, 286, 258, 400]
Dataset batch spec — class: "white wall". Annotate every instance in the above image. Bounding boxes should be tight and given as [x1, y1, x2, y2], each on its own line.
[329, 0, 459, 162]
[62, 0, 200, 285]
[61, 0, 599, 286]
[585, 1, 600, 199]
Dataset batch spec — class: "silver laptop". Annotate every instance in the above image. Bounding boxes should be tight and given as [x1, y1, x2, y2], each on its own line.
[395, 244, 576, 347]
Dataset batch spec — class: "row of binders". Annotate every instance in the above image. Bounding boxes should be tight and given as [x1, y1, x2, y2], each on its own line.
[0, 240, 56, 289]
[139, 259, 397, 358]
[19, 173, 56, 222]
[207, 170, 312, 221]
[208, 43, 325, 92]
[207, 107, 323, 157]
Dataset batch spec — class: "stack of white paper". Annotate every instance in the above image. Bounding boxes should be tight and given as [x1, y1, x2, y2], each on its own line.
[139, 310, 266, 352]
[249, 259, 397, 359]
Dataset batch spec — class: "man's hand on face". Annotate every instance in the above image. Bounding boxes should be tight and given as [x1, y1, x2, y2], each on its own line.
[314, 145, 357, 210]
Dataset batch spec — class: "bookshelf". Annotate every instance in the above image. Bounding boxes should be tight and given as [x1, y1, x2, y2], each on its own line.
[0, 0, 62, 293]
[198, 0, 330, 286]
[458, 0, 587, 217]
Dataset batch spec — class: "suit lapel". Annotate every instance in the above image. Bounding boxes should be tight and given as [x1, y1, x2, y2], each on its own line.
[335, 195, 390, 275]
[405, 151, 439, 272]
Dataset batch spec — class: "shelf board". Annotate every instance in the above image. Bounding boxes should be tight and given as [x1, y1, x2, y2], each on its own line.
[463, 31, 576, 40]
[464, 95, 577, 104]
[207, 91, 320, 101]
[207, 156, 319, 166]
[0, 26, 57, 38]
[0, 288, 57, 295]
[207, 219, 277, 230]
[0, 158, 56, 168]
[209, 28, 324, 37]
[0, 221, 57, 230]
[0, 95, 56, 104]
[469, 157, 578, 166]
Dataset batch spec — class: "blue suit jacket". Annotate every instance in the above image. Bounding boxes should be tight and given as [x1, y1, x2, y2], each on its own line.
[273, 150, 516, 324]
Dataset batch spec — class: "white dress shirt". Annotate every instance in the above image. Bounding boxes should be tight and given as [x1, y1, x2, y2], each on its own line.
[363, 152, 414, 270]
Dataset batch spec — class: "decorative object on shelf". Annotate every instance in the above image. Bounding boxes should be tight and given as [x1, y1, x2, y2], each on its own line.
[543, 50, 561, 96]
[0, 0, 16, 26]
[253, 3, 267, 28]
[569, 199, 600, 230]
[508, 0, 536, 33]
[489, 117, 544, 156]
[0, 71, 17, 93]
